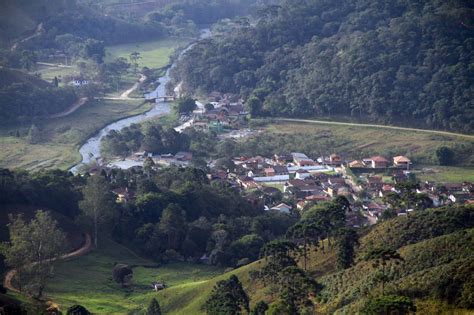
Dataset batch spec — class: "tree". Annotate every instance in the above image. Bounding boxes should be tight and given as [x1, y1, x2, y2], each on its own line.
[112, 264, 133, 287]
[362, 295, 416, 315]
[20, 50, 37, 71]
[336, 228, 359, 269]
[83, 39, 105, 63]
[436, 146, 455, 166]
[251, 301, 269, 315]
[286, 222, 320, 270]
[176, 97, 197, 114]
[204, 275, 249, 315]
[66, 305, 91, 315]
[129, 51, 141, 73]
[278, 266, 321, 314]
[79, 175, 116, 247]
[204, 103, 214, 111]
[2, 210, 65, 296]
[364, 248, 404, 295]
[27, 124, 40, 144]
[158, 203, 186, 250]
[146, 298, 162, 315]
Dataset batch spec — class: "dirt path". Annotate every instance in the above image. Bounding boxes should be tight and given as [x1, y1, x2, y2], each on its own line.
[3, 233, 92, 294]
[100, 73, 147, 101]
[36, 62, 73, 69]
[49, 97, 89, 119]
[276, 118, 474, 140]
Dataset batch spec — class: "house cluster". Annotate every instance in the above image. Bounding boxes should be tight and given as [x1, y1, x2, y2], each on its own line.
[346, 155, 412, 170]
[192, 93, 248, 133]
[206, 151, 474, 227]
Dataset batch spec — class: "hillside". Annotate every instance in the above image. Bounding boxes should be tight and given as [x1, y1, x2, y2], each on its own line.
[0, 68, 77, 124]
[172, 0, 474, 133]
[146, 205, 474, 314]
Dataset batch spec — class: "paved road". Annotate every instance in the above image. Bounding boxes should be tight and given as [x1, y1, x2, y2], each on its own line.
[276, 118, 474, 140]
[3, 233, 92, 294]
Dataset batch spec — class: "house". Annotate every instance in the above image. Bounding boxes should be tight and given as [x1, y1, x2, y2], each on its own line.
[270, 203, 292, 213]
[264, 166, 288, 177]
[393, 156, 412, 168]
[238, 176, 259, 189]
[295, 169, 311, 179]
[367, 156, 390, 168]
[329, 154, 342, 165]
[72, 79, 89, 87]
[292, 152, 316, 166]
[274, 153, 293, 165]
[328, 177, 345, 186]
[367, 176, 383, 190]
[175, 151, 193, 161]
[286, 179, 321, 196]
[112, 187, 135, 203]
[348, 160, 366, 168]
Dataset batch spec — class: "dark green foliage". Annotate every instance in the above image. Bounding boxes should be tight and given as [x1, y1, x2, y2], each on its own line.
[436, 146, 455, 166]
[361, 295, 416, 315]
[0, 69, 77, 123]
[66, 304, 91, 315]
[146, 298, 161, 315]
[251, 301, 269, 315]
[204, 275, 249, 315]
[0, 169, 82, 218]
[364, 248, 404, 295]
[175, 97, 197, 114]
[101, 123, 190, 157]
[336, 228, 359, 270]
[278, 266, 321, 314]
[112, 264, 133, 287]
[172, 0, 474, 132]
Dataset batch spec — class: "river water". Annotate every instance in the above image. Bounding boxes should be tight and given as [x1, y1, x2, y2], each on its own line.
[70, 30, 210, 173]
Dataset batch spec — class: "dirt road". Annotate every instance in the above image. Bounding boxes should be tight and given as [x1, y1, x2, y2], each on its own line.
[49, 97, 89, 119]
[3, 233, 92, 293]
[276, 118, 474, 140]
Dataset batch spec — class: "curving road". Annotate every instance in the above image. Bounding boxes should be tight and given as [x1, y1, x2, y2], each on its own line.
[3, 233, 92, 294]
[275, 118, 474, 140]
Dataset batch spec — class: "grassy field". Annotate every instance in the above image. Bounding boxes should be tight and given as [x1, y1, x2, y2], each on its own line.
[0, 99, 151, 170]
[34, 65, 78, 85]
[106, 38, 191, 69]
[44, 238, 224, 314]
[416, 166, 474, 183]
[261, 121, 474, 181]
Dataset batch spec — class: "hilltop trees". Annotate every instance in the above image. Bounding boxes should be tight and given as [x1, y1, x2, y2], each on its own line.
[79, 175, 116, 247]
[204, 275, 249, 315]
[2, 210, 65, 296]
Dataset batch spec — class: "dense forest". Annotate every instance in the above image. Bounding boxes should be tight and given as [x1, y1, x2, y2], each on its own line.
[0, 68, 77, 124]
[171, 0, 474, 133]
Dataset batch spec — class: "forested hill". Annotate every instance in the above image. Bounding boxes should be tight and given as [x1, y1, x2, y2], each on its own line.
[171, 0, 474, 133]
[0, 0, 164, 49]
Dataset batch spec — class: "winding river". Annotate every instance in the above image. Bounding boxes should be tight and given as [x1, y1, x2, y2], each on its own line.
[70, 30, 210, 173]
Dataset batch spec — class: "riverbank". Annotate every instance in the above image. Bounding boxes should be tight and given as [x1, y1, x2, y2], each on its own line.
[0, 99, 151, 170]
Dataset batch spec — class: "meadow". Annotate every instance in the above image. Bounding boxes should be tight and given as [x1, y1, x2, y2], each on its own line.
[256, 120, 474, 182]
[106, 38, 191, 69]
[44, 238, 225, 314]
[0, 99, 151, 170]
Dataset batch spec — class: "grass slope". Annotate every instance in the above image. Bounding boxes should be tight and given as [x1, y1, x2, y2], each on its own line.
[106, 38, 191, 69]
[0, 99, 151, 170]
[44, 238, 224, 314]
